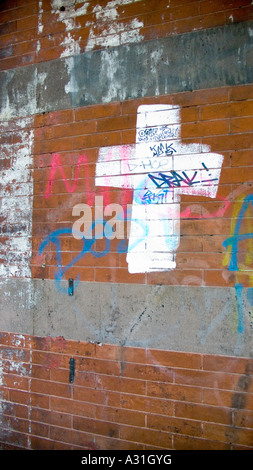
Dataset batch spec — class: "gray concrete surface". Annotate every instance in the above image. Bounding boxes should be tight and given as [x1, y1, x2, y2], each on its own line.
[0, 278, 252, 357]
[0, 22, 252, 120]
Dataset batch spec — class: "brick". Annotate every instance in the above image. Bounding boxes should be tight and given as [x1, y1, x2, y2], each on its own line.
[2, 374, 29, 391]
[0, 332, 9, 345]
[73, 416, 120, 439]
[230, 150, 253, 167]
[31, 407, 72, 429]
[203, 422, 253, 447]
[229, 84, 253, 101]
[30, 392, 49, 410]
[8, 389, 30, 406]
[97, 115, 136, 133]
[31, 364, 50, 380]
[52, 338, 96, 357]
[34, 137, 73, 155]
[120, 425, 173, 448]
[176, 252, 225, 269]
[121, 393, 174, 416]
[30, 435, 72, 450]
[174, 434, 230, 450]
[175, 402, 232, 425]
[203, 355, 251, 374]
[50, 396, 96, 419]
[116, 345, 146, 364]
[203, 388, 234, 408]
[200, 0, 252, 15]
[182, 119, 229, 138]
[31, 378, 72, 398]
[233, 410, 253, 428]
[147, 269, 203, 286]
[148, 414, 203, 437]
[96, 405, 146, 427]
[52, 121, 96, 139]
[16, 15, 38, 32]
[94, 267, 146, 284]
[1, 401, 29, 420]
[220, 167, 252, 184]
[96, 374, 146, 396]
[49, 425, 98, 449]
[95, 435, 144, 450]
[31, 421, 49, 438]
[0, 415, 29, 434]
[0, 428, 29, 449]
[147, 381, 202, 404]
[0, 346, 30, 363]
[175, 368, 234, 390]
[75, 102, 121, 121]
[203, 269, 240, 288]
[34, 110, 74, 128]
[74, 386, 121, 408]
[146, 349, 202, 369]
[121, 362, 173, 382]
[32, 350, 69, 369]
[225, 5, 253, 23]
[0, 4, 37, 24]
[201, 100, 253, 120]
[72, 131, 121, 151]
[180, 218, 231, 236]
[175, 87, 229, 107]
[230, 116, 253, 133]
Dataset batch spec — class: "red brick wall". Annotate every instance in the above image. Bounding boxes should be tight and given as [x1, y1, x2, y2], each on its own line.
[0, 0, 252, 452]
[0, 331, 252, 450]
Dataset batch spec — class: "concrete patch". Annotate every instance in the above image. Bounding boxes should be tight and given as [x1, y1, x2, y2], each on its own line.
[0, 279, 252, 357]
[0, 22, 252, 120]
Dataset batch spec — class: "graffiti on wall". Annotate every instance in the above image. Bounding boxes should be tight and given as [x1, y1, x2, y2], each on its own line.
[95, 104, 224, 273]
[38, 104, 227, 291]
[222, 194, 253, 336]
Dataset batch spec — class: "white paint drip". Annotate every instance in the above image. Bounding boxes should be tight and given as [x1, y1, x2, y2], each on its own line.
[0, 353, 3, 387]
[38, 1, 44, 34]
[96, 104, 224, 274]
[0, 118, 34, 278]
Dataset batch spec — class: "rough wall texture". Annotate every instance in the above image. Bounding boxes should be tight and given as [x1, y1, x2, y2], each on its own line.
[0, 0, 252, 450]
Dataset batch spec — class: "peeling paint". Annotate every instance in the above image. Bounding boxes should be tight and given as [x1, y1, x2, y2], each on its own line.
[38, 0, 44, 34]
[0, 118, 34, 279]
[51, 0, 90, 31]
[85, 2, 144, 52]
[60, 32, 81, 58]
[0, 353, 3, 387]
[50, 0, 144, 58]
[51, 0, 90, 56]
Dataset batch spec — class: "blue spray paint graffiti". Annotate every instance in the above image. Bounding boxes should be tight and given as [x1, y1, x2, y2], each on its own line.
[222, 194, 253, 334]
[39, 215, 148, 293]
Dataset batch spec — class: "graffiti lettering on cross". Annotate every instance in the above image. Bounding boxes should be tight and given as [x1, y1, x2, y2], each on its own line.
[96, 105, 224, 273]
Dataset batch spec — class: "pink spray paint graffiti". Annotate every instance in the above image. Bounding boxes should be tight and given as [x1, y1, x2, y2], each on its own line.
[44, 153, 94, 206]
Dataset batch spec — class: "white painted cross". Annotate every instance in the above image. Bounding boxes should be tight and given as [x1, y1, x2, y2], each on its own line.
[96, 105, 224, 273]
